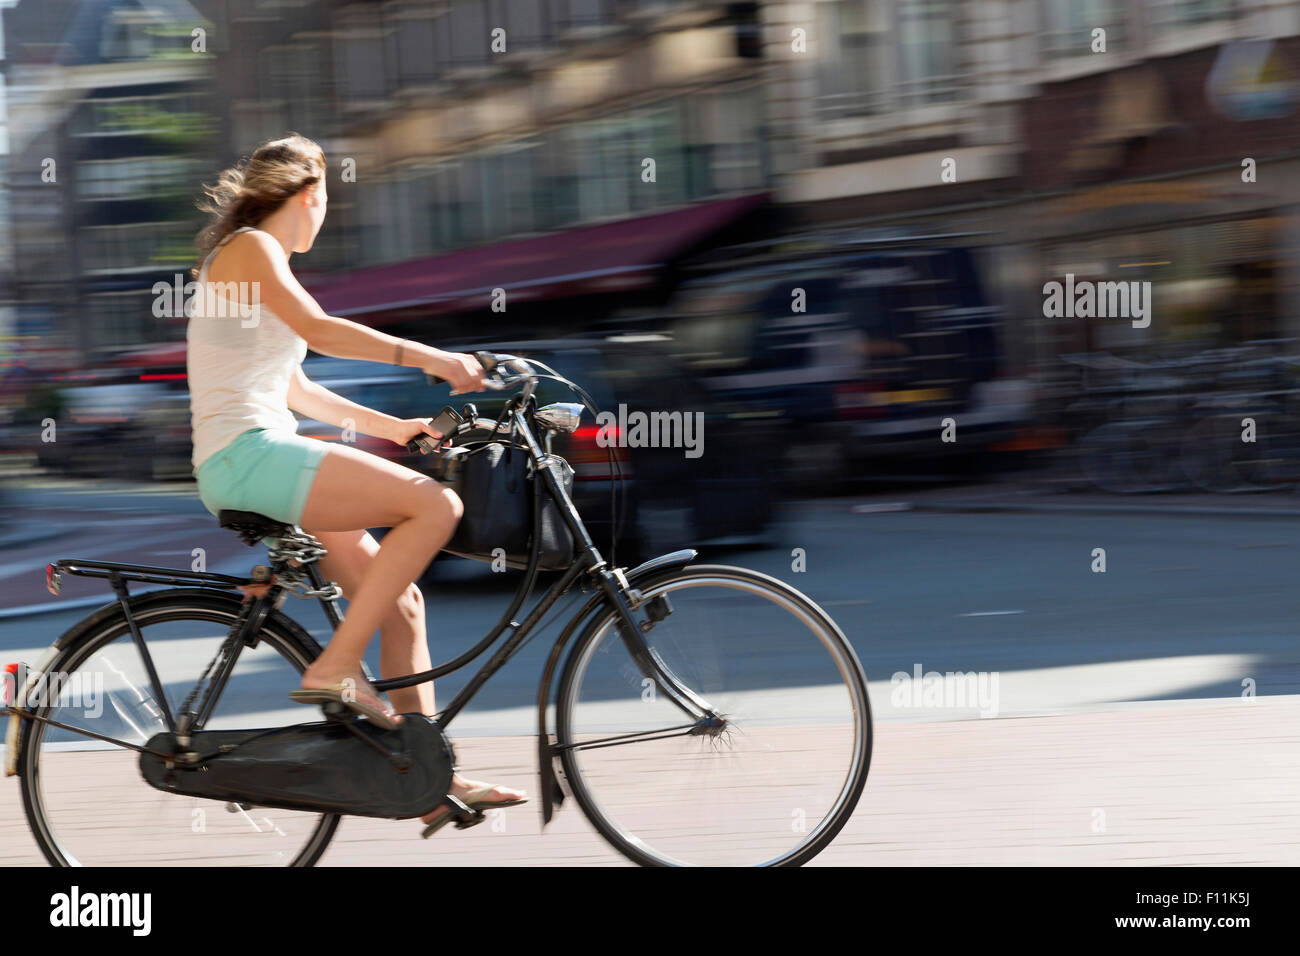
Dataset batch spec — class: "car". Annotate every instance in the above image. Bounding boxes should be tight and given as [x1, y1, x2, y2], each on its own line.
[666, 244, 1035, 487]
[35, 381, 167, 481]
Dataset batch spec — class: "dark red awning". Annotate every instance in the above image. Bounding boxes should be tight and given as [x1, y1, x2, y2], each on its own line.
[304, 192, 769, 320]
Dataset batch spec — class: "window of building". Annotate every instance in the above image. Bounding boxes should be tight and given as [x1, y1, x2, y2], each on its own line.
[80, 222, 193, 274]
[85, 290, 155, 352]
[815, 0, 892, 118]
[896, 0, 959, 106]
[261, 44, 325, 134]
[1149, 0, 1235, 30]
[555, 0, 613, 32]
[499, 0, 551, 51]
[815, 0, 959, 118]
[99, 10, 158, 62]
[444, 0, 491, 68]
[77, 157, 193, 201]
[693, 87, 763, 194]
[388, 1, 440, 85]
[1042, 0, 1126, 56]
[334, 11, 390, 101]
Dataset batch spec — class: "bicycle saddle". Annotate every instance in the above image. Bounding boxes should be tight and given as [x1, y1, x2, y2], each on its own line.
[219, 509, 293, 546]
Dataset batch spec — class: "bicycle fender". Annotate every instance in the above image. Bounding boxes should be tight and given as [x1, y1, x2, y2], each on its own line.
[535, 549, 696, 826]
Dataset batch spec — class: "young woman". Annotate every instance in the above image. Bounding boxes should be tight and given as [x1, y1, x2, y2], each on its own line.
[188, 133, 525, 835]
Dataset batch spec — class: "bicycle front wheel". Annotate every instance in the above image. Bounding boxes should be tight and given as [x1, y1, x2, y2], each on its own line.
[555, 565, 872, 866]
[18, 589, 340, 866]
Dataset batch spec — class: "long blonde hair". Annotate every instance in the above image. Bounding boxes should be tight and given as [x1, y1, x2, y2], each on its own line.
[193, 132, 326, 278]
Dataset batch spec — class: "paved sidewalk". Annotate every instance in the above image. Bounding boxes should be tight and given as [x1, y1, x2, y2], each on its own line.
[3, 695, 1297, 866]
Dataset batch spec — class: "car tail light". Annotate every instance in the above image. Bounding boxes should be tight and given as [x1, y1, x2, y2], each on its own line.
[834, 381, 886, 419]
[568, 425, 631, 481]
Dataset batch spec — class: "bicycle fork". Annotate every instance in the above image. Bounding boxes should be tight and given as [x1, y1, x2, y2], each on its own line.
[594, 567, 726, 737]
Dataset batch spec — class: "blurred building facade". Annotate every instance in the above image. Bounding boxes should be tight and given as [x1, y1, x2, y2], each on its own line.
[203, 0, 775, 336]
[773, 0, 1300, 372]
[0, 0, 1298, 372]
[1, 0, 212, 366]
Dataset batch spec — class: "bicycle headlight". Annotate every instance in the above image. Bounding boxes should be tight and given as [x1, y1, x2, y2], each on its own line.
[535, 402, 584, 435]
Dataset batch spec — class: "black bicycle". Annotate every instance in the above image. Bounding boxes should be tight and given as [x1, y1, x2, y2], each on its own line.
[4, 352, 872, 867]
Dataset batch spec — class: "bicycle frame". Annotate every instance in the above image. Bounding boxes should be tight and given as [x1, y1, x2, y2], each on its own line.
[22, 387, 712, 824]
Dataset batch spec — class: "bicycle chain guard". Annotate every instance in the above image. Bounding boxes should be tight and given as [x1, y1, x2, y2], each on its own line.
[139, 714, 457, 819]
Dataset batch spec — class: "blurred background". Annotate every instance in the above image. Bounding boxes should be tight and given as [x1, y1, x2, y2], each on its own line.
[1, 0, 1299, 529]
[2, 1, 1300, 516]
[0, 1, 1296, 580]
[3, 1, 1300, 866]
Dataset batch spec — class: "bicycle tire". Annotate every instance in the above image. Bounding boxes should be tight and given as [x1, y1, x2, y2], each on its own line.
[555, 564, 872, 867]
[18, 587, 340, 867]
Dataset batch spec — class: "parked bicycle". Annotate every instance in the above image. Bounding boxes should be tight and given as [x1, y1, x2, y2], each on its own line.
[1047, 347, 1300, 494]
[4, 351, 872, 867]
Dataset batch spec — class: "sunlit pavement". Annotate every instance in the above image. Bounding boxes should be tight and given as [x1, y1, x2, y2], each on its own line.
[3, 475, 1300, 863]
[3, 696, 1297, 865]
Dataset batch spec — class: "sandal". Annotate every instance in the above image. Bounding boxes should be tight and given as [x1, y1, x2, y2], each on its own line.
[420, 785, 529, 838]
[288, 684, 402, 731]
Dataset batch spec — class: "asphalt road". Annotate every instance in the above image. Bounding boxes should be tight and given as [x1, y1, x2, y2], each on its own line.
[2, 478, 1298, 725]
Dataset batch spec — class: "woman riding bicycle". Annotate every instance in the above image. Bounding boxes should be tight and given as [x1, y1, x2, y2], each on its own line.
[188, 133, 525, 834]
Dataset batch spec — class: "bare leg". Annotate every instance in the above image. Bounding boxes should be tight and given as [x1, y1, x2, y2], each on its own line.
[306, 504, 525, 822]
[311, 529, 434, 717]
[294, 444, 461, 722]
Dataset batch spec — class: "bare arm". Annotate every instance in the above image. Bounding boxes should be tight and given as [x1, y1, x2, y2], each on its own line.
[286, 366, 444, 447]
[217, 230, 486, 394]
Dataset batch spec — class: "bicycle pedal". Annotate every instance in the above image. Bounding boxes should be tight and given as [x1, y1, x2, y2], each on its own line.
[441, 793, 486, 829]
[453, 810, 487, 830]
[321, 701, 350, 720]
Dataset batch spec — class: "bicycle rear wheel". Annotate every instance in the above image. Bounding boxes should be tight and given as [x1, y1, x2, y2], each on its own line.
[18, 589, 339, 866]
[555, 565, 871, 866]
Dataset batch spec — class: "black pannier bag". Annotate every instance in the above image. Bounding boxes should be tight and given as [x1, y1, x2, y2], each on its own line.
[432, 438, 577, 571]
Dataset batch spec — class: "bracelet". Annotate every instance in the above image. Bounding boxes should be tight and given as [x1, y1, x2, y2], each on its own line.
[395, 340, 405, 366]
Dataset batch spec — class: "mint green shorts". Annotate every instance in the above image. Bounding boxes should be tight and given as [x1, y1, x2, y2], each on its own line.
[195, 427, 329, 527]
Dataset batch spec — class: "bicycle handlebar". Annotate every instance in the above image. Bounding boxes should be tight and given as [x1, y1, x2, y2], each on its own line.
[423, 350, 524, 388]
[406, 351, 536, 455]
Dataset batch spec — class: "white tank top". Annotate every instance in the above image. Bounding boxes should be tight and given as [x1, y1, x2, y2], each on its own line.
[187, 226, 307, 472]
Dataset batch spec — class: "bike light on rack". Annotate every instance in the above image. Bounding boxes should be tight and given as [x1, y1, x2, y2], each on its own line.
[2, 662, 25, 707]
[45, 563, 62, 596]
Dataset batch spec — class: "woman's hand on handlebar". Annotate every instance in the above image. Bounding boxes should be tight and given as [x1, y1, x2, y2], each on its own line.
[424, 350, 488, 395]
